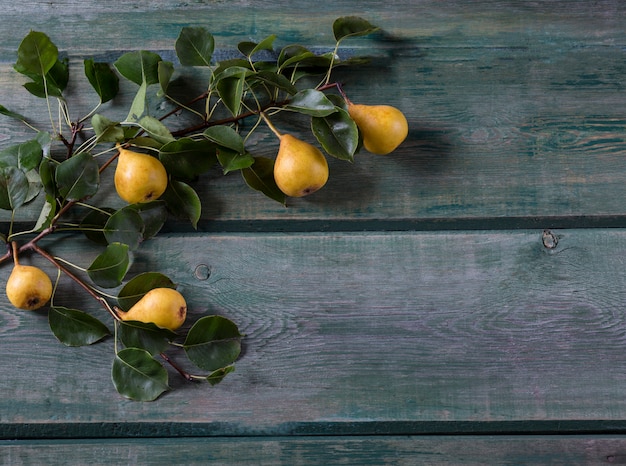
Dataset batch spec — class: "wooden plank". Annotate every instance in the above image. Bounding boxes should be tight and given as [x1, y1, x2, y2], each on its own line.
[3, 435, 626, 465]
[3, 229, 626, 437]
[1, 1, 626, 227]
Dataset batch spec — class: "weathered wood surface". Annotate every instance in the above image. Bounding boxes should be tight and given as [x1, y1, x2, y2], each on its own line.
[2, 0, 626, 463]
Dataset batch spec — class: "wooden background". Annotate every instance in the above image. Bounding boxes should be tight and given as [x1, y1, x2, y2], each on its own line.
[2, 1, 626, 464]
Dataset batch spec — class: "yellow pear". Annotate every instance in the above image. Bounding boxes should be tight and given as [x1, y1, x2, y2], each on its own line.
[273, 134, 329, 197]
[5, 245, 52, 310]
[114, 143, 168, 204]
[347, 103, 408, 155]
[116, 288, 187, 331]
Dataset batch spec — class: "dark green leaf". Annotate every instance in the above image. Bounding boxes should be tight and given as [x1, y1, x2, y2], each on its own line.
[285, 89, 337, 117]
[87, 242, 130, 288]
[34, 200, 56, 232]
[0, 139, 42, 171]
[119, 321, 177, 356]
[103, 207, 144, 250]
[175, 27, 214, 66]
[114, 50, 162, 86]
[157, 61, 175, 96]
[203, 126, 245, 153]
[92, 114, 124, 143]
[161, 180, 201, 229]
[332, 16, 379, 42]
[216, 149, 254, 174]
[117, 272, 176, 310]
[183, 315, 243, 371]
[277, 44, 311, 68]
[311, 107, 359, 161]
[84, 59, 119, 103]
[112, 347, 169, 401]
[137, 116, 175, 144]
[15, 31, 58, 76]
[49, 306, 110, 347]
[206, 365, 235, 385]
[55, 152, 100, 201]
[126, 81, 147, 122]
[24, 169, 42, 204]
[0, 104, 27, 121]
[241, 156, 285, 204]
[80, 207, 115, 245]
[159, 137, 217, 179]
[20, 58, 69, 98]
[39, 158, 56, 197]
[250, 70, 297, 95]
[0, 166, 29, 210]
[238, 34, 276, 58]
[214, 67, 249, 116]
[127, 200, 168, 239]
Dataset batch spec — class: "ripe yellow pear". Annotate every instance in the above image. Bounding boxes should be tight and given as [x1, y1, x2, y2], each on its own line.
[114, 143, 168, 204]
[347, 102, 408, 155]
[5, 245, 52, 310]
[116, 288, 187, 331]
[273, 134, 329, 197]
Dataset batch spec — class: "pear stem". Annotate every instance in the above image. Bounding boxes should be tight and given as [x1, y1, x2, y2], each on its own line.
[260, 112, 283, 139]
[10, 241, 19, 266]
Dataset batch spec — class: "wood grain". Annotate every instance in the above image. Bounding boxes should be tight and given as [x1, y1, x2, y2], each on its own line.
[2, 229, 626, 437]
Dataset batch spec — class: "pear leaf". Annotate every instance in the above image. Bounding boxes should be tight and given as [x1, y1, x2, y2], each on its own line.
[112, 347, 169, 401]
[0, 166, 30, 210]
[206, 365, 235, 386]
[55, 152, 100, 201]
[117, 272, 176, 310]
[21, 58, 69, 98]
[49, 306, 111, 347]
[285, 89, 337, 117]
[92, 114, 124, 143]
[84, 59, 119, 104]
[217, 149, 254, 174]
[119, 321, 178, 356]
[332, 16, 380, 42]
[127, 200, 168, 240]
[159, 137, 217, 179]
[251, 70, 297, 95]
[103, 207, 145, 250]
[0, 104, 27, 122]
[114, 50, 162, 86]
[311, 107, 359, 161]
[80, 207, 115, 245]
[0, 139, 43, 171]
[87, 242, 130, 288]
[137, 116, 175, 144]
[158, 61, 175, 96]
[15, 30, 58, 76]
[183, 315, 243, 372]
[241, 157, 285, 204]
[238, 34, 276, 58]
[161, 180, 201, 229]
[203, 126, 245, 153]
[175, 27, 214, 66]
[215, 67, 249, 116]
[126, 80, 148, 122]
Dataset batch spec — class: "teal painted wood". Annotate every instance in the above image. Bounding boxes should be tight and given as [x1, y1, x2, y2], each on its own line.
[2, 230, 626, 438]
[1, 1, 626, 227]
[2, 435, 626, 465]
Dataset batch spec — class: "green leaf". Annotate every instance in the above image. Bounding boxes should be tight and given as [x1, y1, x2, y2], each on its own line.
[103, 207, 144, 250]
[15, 31, 58, 76]
[0, 139, 43, 171]
[117, 272, 176, 310]
[175, 27, 214, 66]
[137, 116, 175, 144]
[277, 44, 311, 68]
[0, 167, 29, 210]
[250, 70, 297, 95]
[183, 315, 243, 372]
[241, 156, 285, 204]
[49, 306, 110, 347]
[161, 180, 201, 229]
[332, 16, 380, 42]
[80, 207, 115, 245]
[112, 347, 169, 401]
[84, 59, 119, 103]
[216, 149, 254, 174]
[206, 365, 235, 386]
[114, 50, 162, 86]
[87, 242, 130, 288]
[0, 104, 27, 121]
[127, 200, 168, 239]
[159, 137, 217, 179]
[34, 200, 55, 232]
[24, 169, 42, 204]
[92, 114, 124, 143]
[55, 152, 100, 201]
[203, 126, 245, 153]
[119, 321, 177, 356]
[311, 107, 359, 161]
[214, 67, 249, 117]
[157, 61, 175, 96]
[238, 34, 276, 58]
[285, 89, 337, 117]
